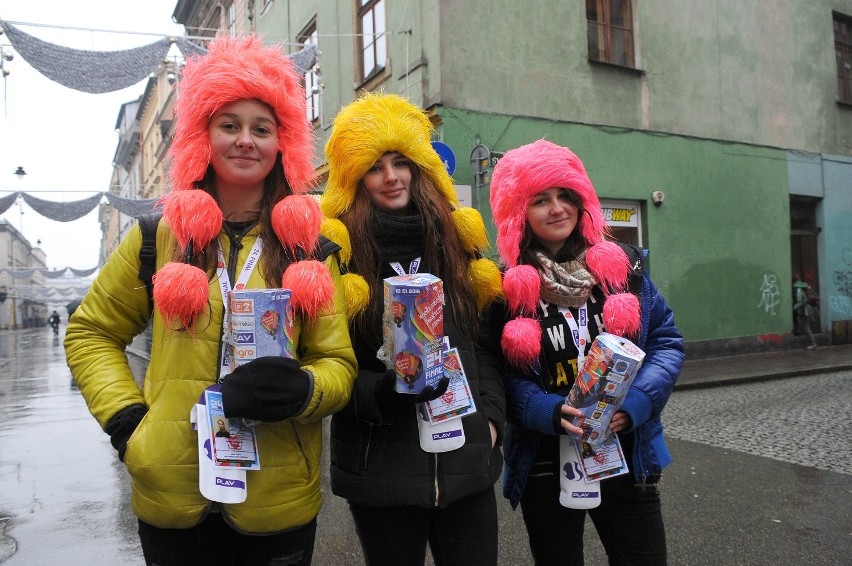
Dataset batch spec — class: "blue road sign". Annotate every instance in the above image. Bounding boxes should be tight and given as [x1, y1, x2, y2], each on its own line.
[431, 141, 456, 176]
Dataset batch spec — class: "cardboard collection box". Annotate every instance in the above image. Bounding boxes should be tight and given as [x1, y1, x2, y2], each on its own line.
[382, 274, 445, 394]
[226, 289, 295, 368]
[567, 333, 645, 446]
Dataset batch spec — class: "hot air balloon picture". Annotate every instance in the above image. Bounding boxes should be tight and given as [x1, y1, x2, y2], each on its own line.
[391, 300, 407, 327]
[260, 309, 281, 340]
[395, 351, 424, 390]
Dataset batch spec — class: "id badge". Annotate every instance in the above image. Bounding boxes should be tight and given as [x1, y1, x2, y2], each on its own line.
[204, 389, 260, 470]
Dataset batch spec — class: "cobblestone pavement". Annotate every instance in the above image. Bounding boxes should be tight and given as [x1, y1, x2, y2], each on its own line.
[663, 370, 852, 476]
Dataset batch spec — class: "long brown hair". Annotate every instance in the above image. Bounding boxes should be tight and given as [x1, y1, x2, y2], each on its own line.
[177, 155, 296, 288]
[341, 165, 479, 347]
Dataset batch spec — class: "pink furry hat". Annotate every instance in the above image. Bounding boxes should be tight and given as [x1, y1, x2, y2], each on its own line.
[169, 35, 315, 194]
[490, 139, 640, 367]
[155, 36, 328, 329]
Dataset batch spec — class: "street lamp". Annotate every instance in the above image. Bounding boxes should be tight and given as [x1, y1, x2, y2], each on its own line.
[14, 167, 25, 232]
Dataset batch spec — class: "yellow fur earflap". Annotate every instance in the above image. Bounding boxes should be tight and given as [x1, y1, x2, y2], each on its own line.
[342, 272, 370, 320]
[321, 217, 352, 266]
[452, 207, 489, 254]
[468, 257, 503, 311]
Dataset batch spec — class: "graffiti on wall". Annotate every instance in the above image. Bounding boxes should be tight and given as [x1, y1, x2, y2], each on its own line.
[833, 247, 852, 298]
[757, 273, 780, 315]
[827, 247, 852, 317]
[830, 296, 852, 316]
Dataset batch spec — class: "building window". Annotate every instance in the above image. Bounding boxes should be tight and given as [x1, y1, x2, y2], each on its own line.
[300, 22, 320, 124]
[228, 3, 236, 37]
[835, 11, 852, 104]
[357, 0, 387, 82]
[586, 0, 635, 68]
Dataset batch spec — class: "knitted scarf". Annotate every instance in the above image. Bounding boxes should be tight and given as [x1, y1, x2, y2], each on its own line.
[372, 211, 425, 266]
[534, 249, 597, 308]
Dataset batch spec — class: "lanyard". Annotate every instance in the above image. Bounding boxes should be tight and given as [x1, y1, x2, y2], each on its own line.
[389, 256, 421, 276]
[556, 302, 590, 372]
[216, 237, 264, 378]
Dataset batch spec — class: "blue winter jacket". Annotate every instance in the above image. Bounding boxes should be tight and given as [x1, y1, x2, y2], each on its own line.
[502, 248, 684, 509]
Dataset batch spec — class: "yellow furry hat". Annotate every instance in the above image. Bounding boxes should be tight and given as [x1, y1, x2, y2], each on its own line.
[320, 93, 502, 319]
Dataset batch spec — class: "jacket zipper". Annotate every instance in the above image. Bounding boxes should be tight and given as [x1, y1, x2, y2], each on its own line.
[363, 425, 373, 471]
[433, 454, 440, 506]
[633, 427, 646, 484]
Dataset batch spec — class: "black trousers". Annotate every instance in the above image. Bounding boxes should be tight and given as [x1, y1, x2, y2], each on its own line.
[520, 460, 666, 566]
[137, 513, 316, 566]
[348, 487, 498, 566]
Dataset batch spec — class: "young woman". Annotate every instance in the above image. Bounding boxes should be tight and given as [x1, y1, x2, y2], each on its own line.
[64, 36, 356, 566]
[319, 93, 505, 566]
[490, 139, 684, 565]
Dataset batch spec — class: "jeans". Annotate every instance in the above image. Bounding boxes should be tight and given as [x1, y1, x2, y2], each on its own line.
[137, 513, 316, 566]
[795, 313, 817, 347]
[520, 454, 666, 566]
[348, 488, 498, 566]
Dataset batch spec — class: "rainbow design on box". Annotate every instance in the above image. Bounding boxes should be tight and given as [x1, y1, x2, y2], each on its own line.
[227, 289, 295, 368]
[382, 274, 444, 394]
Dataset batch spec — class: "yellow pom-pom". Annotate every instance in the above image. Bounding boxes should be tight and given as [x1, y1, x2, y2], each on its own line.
[468, 258, 503, 310]
[452, 207, 489, 254]
[321, 218, 352, 266]
[342, 273, 370, 320]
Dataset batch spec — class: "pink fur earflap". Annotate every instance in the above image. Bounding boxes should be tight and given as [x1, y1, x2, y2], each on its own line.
[501, 317, 542, 368]
[272, 195, 323, 256]
[586, 240, 630, 294]
[272, 195, 333, 319]
[152, 262, 210, 330]
[281, 260, 334, 320]
[160, 190, 223, 254]
[503, 265, 540, 316]
[603, 292, 641, 337]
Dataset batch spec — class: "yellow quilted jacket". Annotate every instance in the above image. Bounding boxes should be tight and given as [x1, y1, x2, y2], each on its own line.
[65, 221, 357, 533]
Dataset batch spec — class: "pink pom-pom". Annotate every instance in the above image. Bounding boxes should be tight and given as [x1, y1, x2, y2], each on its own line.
[503, 265, 540, 315]
[152, 262, 210, 329]
[603, 292, 641, 337]
[586, 241, 630, 293]
[272, 195, 323, 255]
[161, 190, 223, 253]
[501, 317, 542, 368]
[281, 260, 334, 320]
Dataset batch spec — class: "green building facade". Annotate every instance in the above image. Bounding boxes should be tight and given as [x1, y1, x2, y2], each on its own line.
[249, 0, 852, 351]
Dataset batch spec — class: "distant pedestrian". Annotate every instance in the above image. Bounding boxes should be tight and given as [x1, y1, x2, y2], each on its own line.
[793, 274, 818, 351]
[47, 310, 60, 335]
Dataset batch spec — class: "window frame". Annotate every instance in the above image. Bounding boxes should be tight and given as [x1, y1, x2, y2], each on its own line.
[355, 0, 388, 86]
[586, 0, 636, 69]
[298, 21, 321, 125]
[834, 11, 852, 106]
[227, 2, 236, 37]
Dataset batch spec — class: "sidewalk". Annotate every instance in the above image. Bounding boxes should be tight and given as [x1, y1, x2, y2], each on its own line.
[676, 343, 852, 390]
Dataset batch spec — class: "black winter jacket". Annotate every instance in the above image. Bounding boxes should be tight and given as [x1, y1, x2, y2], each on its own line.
[329, 262, 505, 509]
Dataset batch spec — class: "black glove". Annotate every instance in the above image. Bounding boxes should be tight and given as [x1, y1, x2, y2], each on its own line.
[375, 370, 450, 410]
[104, 403, 148, 462]
[221, 357, 313, 422]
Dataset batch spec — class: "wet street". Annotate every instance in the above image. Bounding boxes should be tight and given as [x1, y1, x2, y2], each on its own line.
[1, 327, 850, 565]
